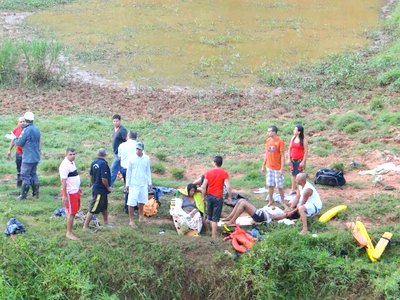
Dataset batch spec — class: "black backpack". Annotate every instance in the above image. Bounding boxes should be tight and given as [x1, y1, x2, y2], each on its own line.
[314, 168, 346, 187]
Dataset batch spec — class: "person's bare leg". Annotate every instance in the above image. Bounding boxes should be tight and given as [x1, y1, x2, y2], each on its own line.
[291, 175, 297, 194]
[83, 212, 93, 228]
[128, 206, 136, 226]
[298, 206, 308, 234]
[267, 186, 274, 206]
[66, 214, 79, 240]
[138, 203, 145, 222]
[226, 201, 257, 225]
[224, 199, 245, 221]
[102, 210, 109, 225]
[211, 221, 218, 238]
[278, 188, 287, 209]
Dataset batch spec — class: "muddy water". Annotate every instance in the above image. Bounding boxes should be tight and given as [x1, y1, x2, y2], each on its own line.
[28, 0, 382, 88]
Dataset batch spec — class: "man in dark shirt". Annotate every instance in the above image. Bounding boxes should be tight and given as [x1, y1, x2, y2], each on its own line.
[110, 114, 128, 186]
[83, 148, 113, 229]
[15, 112, 41, 200]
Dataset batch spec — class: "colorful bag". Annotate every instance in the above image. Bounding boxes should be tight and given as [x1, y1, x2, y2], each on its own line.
[144, 196, 159, 217]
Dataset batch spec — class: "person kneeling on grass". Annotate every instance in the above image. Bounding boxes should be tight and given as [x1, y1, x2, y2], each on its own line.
[285, 172, 322, 234]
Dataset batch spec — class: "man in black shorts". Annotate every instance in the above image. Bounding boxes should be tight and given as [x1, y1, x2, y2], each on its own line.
[83, 148, 113, 229]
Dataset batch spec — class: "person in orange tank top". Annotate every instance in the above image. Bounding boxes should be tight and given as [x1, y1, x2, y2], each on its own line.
[288, 125, 308, 194]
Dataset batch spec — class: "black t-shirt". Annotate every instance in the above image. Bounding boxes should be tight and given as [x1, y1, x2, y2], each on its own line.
[112, 126, 128, 154]
[90, 158, 111, 194]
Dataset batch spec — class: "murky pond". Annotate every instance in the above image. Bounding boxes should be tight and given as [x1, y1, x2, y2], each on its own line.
[28, 0, 382, 88]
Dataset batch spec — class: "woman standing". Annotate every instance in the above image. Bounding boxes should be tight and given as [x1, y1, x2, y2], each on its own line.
[288, 125, 308, 194]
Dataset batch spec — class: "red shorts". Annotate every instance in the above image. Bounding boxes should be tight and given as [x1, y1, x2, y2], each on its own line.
[64, 192, 81, 215]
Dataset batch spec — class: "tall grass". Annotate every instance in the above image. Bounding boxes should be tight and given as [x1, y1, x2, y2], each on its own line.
[0, 0, 75, 11]
[0, 39, 19, 84]
[0, 39, 67, 86]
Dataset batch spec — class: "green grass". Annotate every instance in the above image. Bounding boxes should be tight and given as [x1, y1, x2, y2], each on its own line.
[0, 0, 75, 11]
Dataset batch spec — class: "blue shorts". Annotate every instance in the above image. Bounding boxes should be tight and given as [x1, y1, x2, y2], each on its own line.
[206, 195, 223, 222]
[252, 210, 265, 222]
[291, 159, 303, 176]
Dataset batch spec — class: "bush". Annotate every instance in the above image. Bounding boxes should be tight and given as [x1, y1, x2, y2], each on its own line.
[20, 40, 66, 85]
[171, 167, 185, 179]
[155, 152, 167, 162]
[330, 162, 345, 172]
[0, 39, 19, 84]
[377, 68, 400, 86]
[379, 112, 400, 126]
[152, 162, 166, 174]
[335, 113, 367, 134]
[369, 97, 385, 111]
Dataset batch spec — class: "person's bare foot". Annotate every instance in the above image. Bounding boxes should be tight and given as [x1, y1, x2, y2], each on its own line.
[139, 217, 149, 223]
[66, 233, 80, 240]
[345, 222, 355, 230]
[300, 230, 308, 235]
[225, 221, 236, 226]
[129, 222, 137, 228]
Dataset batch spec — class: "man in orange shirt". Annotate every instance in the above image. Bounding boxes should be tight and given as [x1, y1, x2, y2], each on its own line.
[261, 126, 286, 207]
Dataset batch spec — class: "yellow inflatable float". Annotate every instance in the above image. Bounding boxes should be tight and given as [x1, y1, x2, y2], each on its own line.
[319, 205, 348, 223]
[355, 221, 376, 262]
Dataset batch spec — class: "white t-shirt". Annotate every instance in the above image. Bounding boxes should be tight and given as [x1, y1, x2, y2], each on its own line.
[126, 154, 152, 187]
[118, 139, 137, 169]
[299, 181, 322, 209]
[59, 158, 81, 194]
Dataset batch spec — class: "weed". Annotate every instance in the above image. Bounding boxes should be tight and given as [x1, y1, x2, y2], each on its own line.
[171, 167, 185, 180]
[0, 40, 19, 84]
[154, 152, 167, 162]
[369, 97, 385, 111]
[152, 162, 166, 174]
[335, 113, 367, 133]
[0, 0, 75, 11]
[330, 162, 344, 172]
[378, 112, 400, 126]
[20, 40, 66, 85]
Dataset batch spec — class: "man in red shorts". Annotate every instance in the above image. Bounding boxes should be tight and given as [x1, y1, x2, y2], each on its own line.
[7, 116, 26, 187]
[59, 148, 82, 240]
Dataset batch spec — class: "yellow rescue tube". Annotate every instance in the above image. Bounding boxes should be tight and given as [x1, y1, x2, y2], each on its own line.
[372, 232, 393, 260]
[355, 221, 376, 263]
[319, 205, 348, 223]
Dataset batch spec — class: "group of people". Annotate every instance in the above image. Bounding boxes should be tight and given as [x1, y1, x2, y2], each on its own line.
[7, 112, 321, 240]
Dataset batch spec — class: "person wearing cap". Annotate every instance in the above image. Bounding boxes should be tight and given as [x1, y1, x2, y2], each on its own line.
[110, 114, 128, 187]
[117, 131, 138, 213]
[83, 148, 113, 229]
[125, 141, 152, 226]
[15, 112, 41, 200]
[59, 148, 82, 240]
[7, 117, 26, 187]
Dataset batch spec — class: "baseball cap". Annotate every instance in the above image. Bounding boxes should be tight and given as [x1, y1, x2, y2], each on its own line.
[23, 112, 34, 121]
[136, 142, 144, 150]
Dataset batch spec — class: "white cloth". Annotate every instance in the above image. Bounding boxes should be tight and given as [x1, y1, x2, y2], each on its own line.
[126, 153, 152, 187]
[298, 181, 322, 216]
[170, 198, 202, 234]
[118, 139, 137, 169]
[59, 158, 81, 194]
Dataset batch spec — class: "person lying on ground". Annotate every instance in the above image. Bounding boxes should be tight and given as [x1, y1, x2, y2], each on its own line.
[171, 183, 204, 233]
[223, 199, 288, 225]
[285, 172, 322, 234]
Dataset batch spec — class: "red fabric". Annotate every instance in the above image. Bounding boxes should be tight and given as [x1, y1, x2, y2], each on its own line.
[64, 192, 81, 215]
[13, 127, 23, 155]
[290, 139, 305, 160]
[205, 168, 229, 198]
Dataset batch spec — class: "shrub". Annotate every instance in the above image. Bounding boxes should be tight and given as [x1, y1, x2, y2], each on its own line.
[155, 152, 167, 161]
[335, 113, 367, 133]
[377, 68, 400, 86]
[171, 167, 185, 179]
[330, 162, 345, 172]
[20, 39, 66, 85]
[379, 112, 400, 126]
[152, 162, 166, 174]
[0, 39, 19, 84]
[369, 97, 385, 111]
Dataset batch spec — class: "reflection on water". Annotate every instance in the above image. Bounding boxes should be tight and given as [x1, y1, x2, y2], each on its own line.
[28, 0, 381, 87]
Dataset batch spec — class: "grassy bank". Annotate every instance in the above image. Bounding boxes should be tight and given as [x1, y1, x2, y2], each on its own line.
[0, 0, 400, 299]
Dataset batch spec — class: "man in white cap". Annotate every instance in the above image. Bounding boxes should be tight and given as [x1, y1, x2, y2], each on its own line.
[125, 141, 152, 226]
[15, 112, 41, 200]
